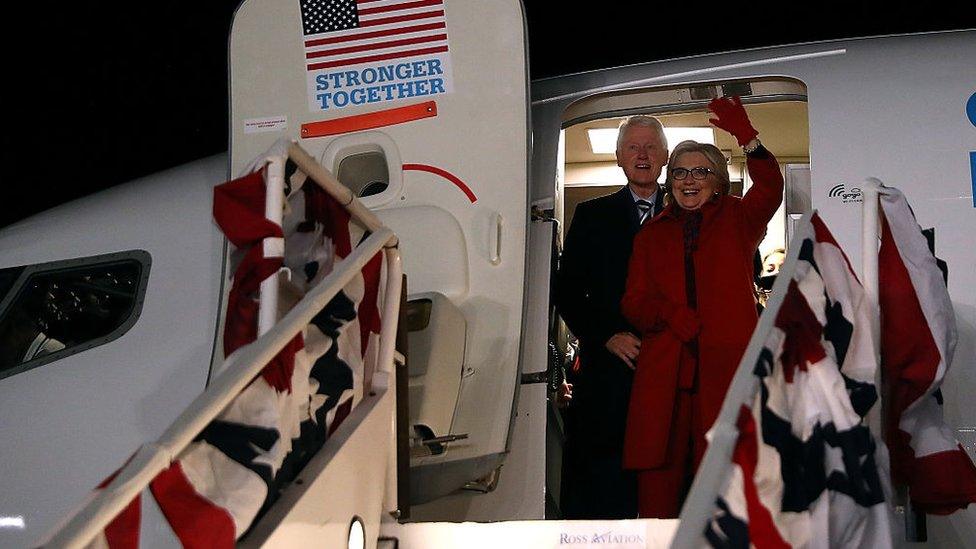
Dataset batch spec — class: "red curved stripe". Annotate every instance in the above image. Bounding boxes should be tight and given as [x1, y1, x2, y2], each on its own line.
[403, 163, 477, 203]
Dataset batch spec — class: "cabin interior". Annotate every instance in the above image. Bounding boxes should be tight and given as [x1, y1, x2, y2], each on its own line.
[561, 84, 810, 269]
[547, 78, 812, 517]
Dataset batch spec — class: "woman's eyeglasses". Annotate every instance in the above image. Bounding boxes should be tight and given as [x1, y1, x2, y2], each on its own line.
[670, 167, 714, 180]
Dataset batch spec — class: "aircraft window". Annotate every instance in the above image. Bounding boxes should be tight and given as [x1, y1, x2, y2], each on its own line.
[337, 151, 390, 198]
[321, 131, 403, 207]
[0, 251, 150, 380]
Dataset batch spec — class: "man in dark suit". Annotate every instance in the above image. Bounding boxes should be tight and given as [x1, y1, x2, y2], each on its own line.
[555, 115, 668, 519]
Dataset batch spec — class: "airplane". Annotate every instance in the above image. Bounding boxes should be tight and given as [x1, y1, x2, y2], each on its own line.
[1, 0, 975, 546]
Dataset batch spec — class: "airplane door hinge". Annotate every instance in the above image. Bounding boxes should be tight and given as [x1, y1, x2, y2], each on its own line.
[531, 205, 555, 223]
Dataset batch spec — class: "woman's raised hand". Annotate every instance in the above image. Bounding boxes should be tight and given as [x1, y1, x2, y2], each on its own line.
[708, 96, 758, 146]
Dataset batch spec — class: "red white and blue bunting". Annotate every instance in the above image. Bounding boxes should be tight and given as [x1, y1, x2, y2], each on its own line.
[706, 213, 894, 548]
[86, 154, 385, 548]
[879, 187, 976, 515]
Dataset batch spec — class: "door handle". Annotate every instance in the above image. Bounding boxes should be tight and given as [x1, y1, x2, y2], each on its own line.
[489, 212, 503, 265]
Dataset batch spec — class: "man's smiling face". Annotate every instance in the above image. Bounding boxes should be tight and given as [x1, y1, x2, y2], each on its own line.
[616, 125, 668, 193]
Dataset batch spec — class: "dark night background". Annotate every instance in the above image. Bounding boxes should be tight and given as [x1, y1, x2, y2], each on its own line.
[2, 1, 973, 228]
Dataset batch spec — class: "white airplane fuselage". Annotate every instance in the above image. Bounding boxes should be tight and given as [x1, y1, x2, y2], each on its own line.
[1, 2, 975, 546]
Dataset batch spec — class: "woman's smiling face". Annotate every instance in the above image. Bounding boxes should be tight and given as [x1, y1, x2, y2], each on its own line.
[670, 152, 719, 211]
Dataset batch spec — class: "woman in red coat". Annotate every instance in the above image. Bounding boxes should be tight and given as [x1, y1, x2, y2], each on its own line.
[621, 96, 784, 518]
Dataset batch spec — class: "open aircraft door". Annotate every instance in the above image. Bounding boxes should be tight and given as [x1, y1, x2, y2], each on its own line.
[228, 0, 530, 513]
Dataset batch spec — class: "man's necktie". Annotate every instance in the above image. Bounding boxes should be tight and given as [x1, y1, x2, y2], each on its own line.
[635, 199, 653, 224]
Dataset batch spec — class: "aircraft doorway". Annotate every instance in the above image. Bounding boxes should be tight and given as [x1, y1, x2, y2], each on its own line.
[549, 78, 810, 519]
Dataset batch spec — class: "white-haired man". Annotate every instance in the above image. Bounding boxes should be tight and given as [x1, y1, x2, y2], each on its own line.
[555, 115, 668, 518]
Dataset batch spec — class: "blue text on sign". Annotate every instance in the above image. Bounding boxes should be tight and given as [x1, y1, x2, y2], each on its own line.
[313, 59, 446, 110]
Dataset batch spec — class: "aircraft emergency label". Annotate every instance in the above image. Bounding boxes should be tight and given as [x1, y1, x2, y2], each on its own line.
[243, 115, 288, 134]
[299, 0, 454, 113]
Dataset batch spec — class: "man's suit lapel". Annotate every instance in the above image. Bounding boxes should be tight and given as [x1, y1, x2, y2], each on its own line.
[614, 186, 641, 235]
[652, 185, 665, 216]
[616, 185, 665, 235]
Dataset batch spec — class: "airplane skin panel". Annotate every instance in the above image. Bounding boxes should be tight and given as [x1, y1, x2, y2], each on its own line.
[375, 205, 469, 298]
[8, 7, 976, 546]
[0, 155, 227, 548]
[230, 0, 529, 488]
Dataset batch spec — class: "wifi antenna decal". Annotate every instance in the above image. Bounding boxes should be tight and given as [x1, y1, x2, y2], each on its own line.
[828, 183, 862, 204]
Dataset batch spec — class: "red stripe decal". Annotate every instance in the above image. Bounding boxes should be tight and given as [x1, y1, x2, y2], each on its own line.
[304, 22, 445, 48]
[150, 462, 237, 549]
[359, 9, 444, 28]
[302, 101, 437, 138]
[306, 33, 447, 60]
[307, 44, 448, 71]
[358, 0, 443, 16]
[403, 163, 477, 203]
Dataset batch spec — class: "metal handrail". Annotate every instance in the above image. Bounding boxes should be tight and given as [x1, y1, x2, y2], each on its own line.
[44, 146, 404, 548]
[287, 141, 399, 248]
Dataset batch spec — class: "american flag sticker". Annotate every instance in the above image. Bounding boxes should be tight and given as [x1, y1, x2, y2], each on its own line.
[301, 0, 454, 112]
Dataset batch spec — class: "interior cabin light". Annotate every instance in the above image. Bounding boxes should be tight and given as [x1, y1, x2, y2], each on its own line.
[0, 516, 25, 529]
[587, 127, 716, 155]
[586, 128, 620, 154]
[348, 516, 365, 549]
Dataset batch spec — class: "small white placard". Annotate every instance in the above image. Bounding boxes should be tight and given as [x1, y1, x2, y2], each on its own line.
[244, 116, 288, 134]
[385, 518, 673, 549]
[552, 522, 650, 549]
